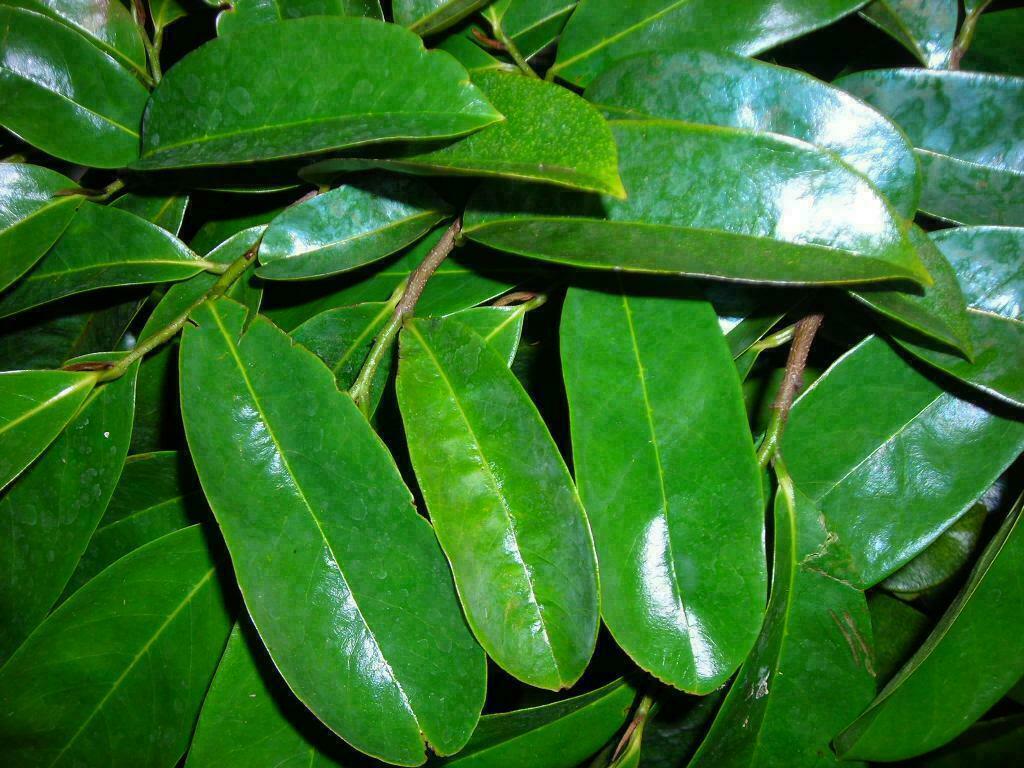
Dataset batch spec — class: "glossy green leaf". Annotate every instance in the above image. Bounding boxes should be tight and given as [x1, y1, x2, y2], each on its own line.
[837, 69, 1024, 226]
[867, 593, 930, 685]
[0, 353, 137, 659]
[137, 17, 501, 169]
[258, 177, 449, 280]
[0, 8, 149, 168]
[930, 226, 1023, 321]
[962, 9, 1024, 77]
[7, 0, 148, 76]
[483, 0, 577, 59]
[550, 0, 866, 87]
[561, 285, 765, 693]
[781, 335, 1024, 588]
[397, 316, 599, 690]
[464, 121, 927, 286]
[860, 0, 957, 68]
[689, 463, 875, 767]
[111, 191, 189, 235]
[150, 0, 189, 33]
[302, 70, 624, 196]
[0, 525, 232, 768]
[181, 299, 486, 765]
[836, 494, 1024, 761]
[444, 679, 636, 767]
[584, 49, 920, 219]
[216, 0, 382, 36]
[0, 202, 205, 319]
[0, 163, 82, 293]
[61, 451, 206, 600]
[394, 0, 489, 36]
[0, 369, 96, 493]
[448, 304, 525, 365]
[881, 503, 986, 596]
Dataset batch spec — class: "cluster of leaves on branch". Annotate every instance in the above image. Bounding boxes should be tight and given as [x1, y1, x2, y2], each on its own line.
[1, 0, 1023, 766]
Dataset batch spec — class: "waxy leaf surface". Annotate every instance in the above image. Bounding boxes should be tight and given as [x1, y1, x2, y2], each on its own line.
[836, 495, 1024, 761]
[860, 0, 957, 68]
[137, 17, 501, 169]
[551, 0, 866, 86]
[464, 121, 926, 286]
[0, 525, 232, 768]
[397, 316, 599, 690]
[782, 336, 1024, 588]
[181, 299, 486, 765]
[0, 7, 149, 168]
[561, 286, 765, 693]
[394, 0, 489, 36]
[217, 0, 382, 35]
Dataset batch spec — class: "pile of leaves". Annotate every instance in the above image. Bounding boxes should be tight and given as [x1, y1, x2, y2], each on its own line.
[1, 1, 1022, 766]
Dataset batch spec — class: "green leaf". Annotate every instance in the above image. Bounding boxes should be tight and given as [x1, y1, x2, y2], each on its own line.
[560, 285, 765, 693]
[396, 316, 599, 690]
[860, 0, 957, 68]
[150, 0, 190, 33]
[781, 335, 1024, 588]
[6, 0, 148, 76]
[584, 49, 920, 220]
[445, 679, 637, 767]
[0, 164, 82, 294]
[0, 525, 233, 768]
[0, 8, 149, 168]
[394, 0, 490, 36]
[0, 202, 205, 319]
[836, 69, 1024, 226]
[930, 226, 1023, 321]
[0, 369, 96, 493]
[60, 451, 206, 600]
[216, 0, 382, 36]
[550, 0, 866, 87]
[483, 0, 578, 60]
[302, 70, 625, 196]
[136, 17, 502, 169]
[180, 299, 485, 765]
[835, 493, 1024, 761]
[962, 9, 1024, 77]
[257, 177, 450, 280]
[689, 462, 875, 767]
[881, 503, 987, 596]
[0, 353, 137, 659]
[464, 121, 927, 286]
[111, 191, 190, 235]
[866, 593, 930, 685]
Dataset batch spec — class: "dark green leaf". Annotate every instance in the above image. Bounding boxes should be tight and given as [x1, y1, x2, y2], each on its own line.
[836, 494, 1024, 761]
[0, 353, 137, 659]
[464, 121, 927, 286]
[181, 299, 485, 765]
[483, 0, 577, 60]
[561, 285, 765, 693]
[689, 463, 875, 767]
[867, 593, 930, 685]
[0, 7, 149, 168]
[396, 315, 599, 690]
[930, 226, 1023, 320]
[258, 177, 449, 280]
[216, 0, 382, 35]
[836, 69, 1024, 226]
[0, 202, 205, 319]
[394, 0, 489, 36]
[781, 335, 1024, 588]
[584, 49, 920, 219]
[111, 191, 190, 235]
[0, 525, 232, 768]
[962, 9, 1024, 77]
[550, 0, 866, 87]
[136, 17, 502, 169]
[860, 0, 957, 68]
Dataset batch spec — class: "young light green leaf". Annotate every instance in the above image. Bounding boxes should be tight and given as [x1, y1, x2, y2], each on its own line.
[180, 299, 486, 766]
[561, 285, 765, 693]
[0, 202, 205, 319]
[584, 49, 920, 220]
[0, 164, 82, 293]
[0, 353, 137, 659]
[0, 525, 233, 768]
[483, 0, 578, 60]
[0, 369, 96, 493]
[257, 177, 450, 280]
[836, 494, 1024, 761]
[137, 17, 501, 169]
[781, 335, 1024, 588]
[689, 462, 875, 767]
[0, 8, 149, 168]
[397, 316, 599, 690]
[550, 0, 866, 87]
[111, 191, 190, 235]
[302, 70, 624, 196]
[860, 0, 957, 68]
[464, 121, 927, 286]
[216, 0, 382, 36]
[930, 226, 1024, 320]
[394, 0, 489, 36]
[837, 69, 1024, 226]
